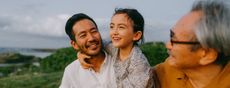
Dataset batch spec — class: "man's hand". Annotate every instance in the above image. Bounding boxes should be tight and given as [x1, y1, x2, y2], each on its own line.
[77, 51, 94, 69]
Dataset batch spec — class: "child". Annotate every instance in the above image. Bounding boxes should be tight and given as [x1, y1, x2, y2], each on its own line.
[78, 8, 153, 88]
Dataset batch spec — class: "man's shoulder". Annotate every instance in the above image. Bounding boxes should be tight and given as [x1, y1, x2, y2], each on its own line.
[64, 60, 80, 72]
[153, 62, 166, 75]
[154, 58, 177, 73]
[153, 58, 178, 78]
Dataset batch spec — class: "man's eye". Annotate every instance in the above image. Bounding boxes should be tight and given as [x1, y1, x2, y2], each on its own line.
[90, 30, 98, 35]
[79, 34, 86, 38]
[118, 26, 125, 29]
[91, 30, 98, 33]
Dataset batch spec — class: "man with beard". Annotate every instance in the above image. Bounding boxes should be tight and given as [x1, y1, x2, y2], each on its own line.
[59, 13, 116, 88]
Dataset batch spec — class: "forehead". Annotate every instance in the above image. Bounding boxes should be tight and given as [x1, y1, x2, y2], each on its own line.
[72, 19, 96, 33]
[172, 11, 202, 40]
[111, 13, 132, 24]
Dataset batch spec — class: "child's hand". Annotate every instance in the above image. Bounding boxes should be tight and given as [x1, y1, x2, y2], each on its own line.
[77, 51, 94, 69]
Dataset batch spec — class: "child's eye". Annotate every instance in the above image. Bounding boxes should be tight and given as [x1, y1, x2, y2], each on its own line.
[110, 25, 114, 29]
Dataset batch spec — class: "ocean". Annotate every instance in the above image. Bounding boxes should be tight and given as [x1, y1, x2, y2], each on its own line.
[0, 47, 56, 58]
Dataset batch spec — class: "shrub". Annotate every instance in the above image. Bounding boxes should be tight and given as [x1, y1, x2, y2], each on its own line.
[40, 47, 76, 72]
[140, 42, 168, 66]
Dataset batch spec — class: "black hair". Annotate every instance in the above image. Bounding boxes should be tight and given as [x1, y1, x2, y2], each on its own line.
[113, 8, 145, 45]
[65, 13, 98, 41]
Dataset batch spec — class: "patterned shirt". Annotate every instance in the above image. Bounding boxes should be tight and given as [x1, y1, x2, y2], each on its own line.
[106, 44, 154, 88]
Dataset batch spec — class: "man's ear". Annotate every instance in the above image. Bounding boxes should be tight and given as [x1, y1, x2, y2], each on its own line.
[199, 48, 218, 65]
[133, 31, 142, 41]
[70, 40, 79, 50]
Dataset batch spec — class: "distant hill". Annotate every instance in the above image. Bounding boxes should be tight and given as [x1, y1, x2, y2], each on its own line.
[0, 47, 56, 58]
[0, 52, 40, 64]
[0, 52, 41, 77]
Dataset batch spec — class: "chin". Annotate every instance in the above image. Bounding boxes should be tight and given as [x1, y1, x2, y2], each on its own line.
[86, 49, 101, 56]
[87, 52, 100, 56]
[168, 57, 177, 67]
[112, 42, 121, 48]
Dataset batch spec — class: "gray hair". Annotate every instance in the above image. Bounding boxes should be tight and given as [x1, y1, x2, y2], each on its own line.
[192, 0, 230, 56]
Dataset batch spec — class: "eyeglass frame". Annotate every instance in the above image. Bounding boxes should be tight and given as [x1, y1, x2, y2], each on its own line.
[170, 30, 200, 46]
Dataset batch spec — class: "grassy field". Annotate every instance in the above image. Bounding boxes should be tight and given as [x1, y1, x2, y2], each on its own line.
[0, 72, 63, 88]
[0, 42, 168, 88]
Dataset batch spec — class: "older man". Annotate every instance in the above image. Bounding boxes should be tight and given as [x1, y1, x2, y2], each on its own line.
[154, 0, 230, 88]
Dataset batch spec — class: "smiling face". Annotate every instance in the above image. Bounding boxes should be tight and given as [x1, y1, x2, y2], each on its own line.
[110, 13, 141, 49]
[166, 11, 205, 69]
[71, 19, 102, 56]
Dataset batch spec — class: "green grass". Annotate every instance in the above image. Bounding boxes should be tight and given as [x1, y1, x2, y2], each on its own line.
[0, 72, 63, 88]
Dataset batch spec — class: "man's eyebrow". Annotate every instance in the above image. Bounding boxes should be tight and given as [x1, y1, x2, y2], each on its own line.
[170, 29, 174, 37]
[90, 27, 97, 31]
[77, 31, 85, 35]
[170, 29, 177, 39]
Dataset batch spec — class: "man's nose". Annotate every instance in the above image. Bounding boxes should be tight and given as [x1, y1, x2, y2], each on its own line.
[88, 33, 96, 41]
[165, 40, 172, 50]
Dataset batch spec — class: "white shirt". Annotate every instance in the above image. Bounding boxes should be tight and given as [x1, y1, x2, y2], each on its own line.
[59, 52, 117, 88]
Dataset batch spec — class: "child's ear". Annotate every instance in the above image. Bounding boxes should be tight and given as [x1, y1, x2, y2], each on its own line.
[70, 40, 79, 50]
[133, 31, 142, 41]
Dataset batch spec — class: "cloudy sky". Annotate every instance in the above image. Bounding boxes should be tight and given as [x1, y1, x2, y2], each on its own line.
[0, 0, 196, 48]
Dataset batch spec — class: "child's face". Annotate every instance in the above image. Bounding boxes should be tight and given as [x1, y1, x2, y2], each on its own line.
[110, 13, 136, 48]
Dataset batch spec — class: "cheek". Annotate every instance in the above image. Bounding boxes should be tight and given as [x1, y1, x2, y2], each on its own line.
[78, 41, 85, 48]
[120, 30, 133, 37]
[109, 30, 113, 36]
[173, 46, 190, 58]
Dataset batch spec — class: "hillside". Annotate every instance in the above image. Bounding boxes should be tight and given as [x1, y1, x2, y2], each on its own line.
[0, 42, 168, 88]
[0, 52, 40, 64]
[0, 53, 41, 77]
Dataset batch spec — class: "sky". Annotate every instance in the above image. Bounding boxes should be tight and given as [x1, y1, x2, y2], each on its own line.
[0, 0, 196, 49]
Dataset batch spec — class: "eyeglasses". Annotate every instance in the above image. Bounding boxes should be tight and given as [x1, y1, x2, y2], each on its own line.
[170, 39, 200, 46]
[170, 30, 200, 46]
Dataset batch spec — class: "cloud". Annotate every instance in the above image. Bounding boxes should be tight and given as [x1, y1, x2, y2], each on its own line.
[0, 14, 112, 38]
[0, 29, 70, 48]
[0, 14, 71, 37]
[0, 13, 170, 48]
[0, 14, 112, 48]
